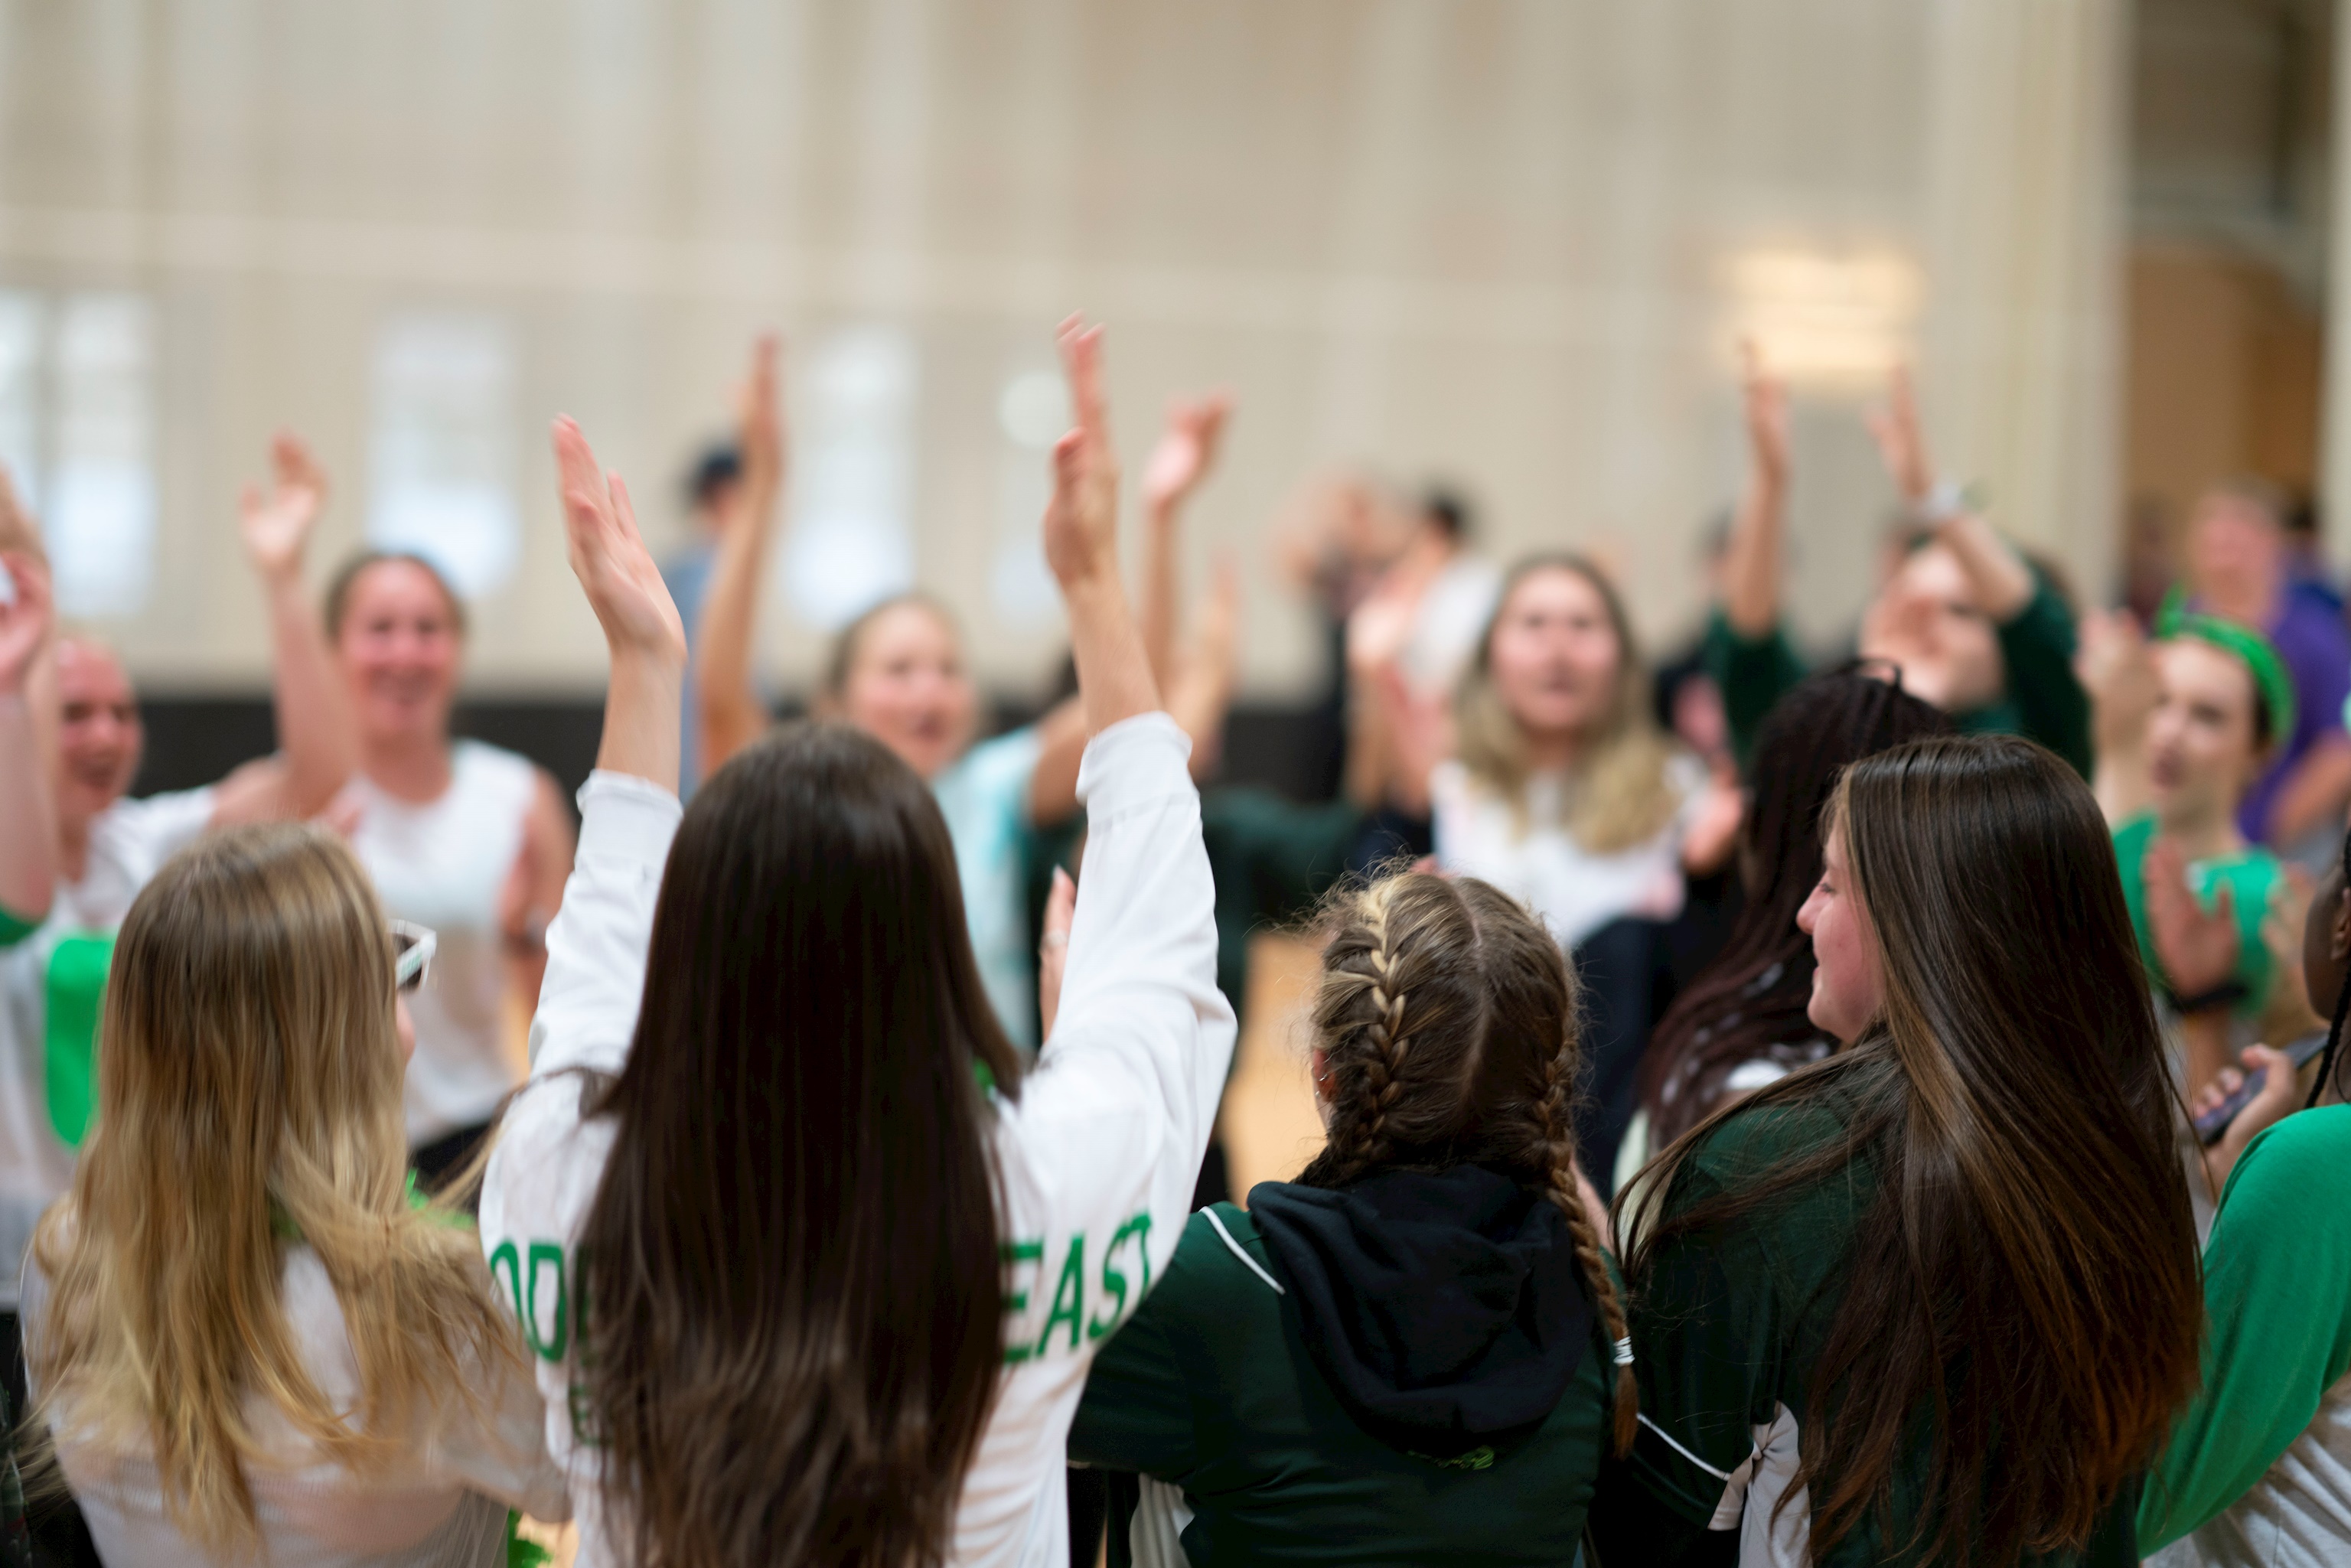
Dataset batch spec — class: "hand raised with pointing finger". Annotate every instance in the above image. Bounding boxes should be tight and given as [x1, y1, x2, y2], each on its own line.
[551, 417, 686, 667]
[1044, 316, 1122, 590]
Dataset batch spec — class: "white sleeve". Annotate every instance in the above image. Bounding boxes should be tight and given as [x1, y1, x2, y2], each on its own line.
[1001, 712, 1237, 1333]
[522, 771, 680, 1081]
[121, 785, 220, 863]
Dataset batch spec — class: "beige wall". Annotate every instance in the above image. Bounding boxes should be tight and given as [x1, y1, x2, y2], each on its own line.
[0, 0, 2127, 696]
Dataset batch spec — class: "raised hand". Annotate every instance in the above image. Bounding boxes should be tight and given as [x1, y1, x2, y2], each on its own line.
[1865, 365, 1933, 507]
[553, 418, 686, 667]
[1140, 393, 1231, 518]
[240, 432, 330, 582]
[0, 551, 54, 695]
[735, 334, 785, 520]
[1044, 315, 1123, 591]
[0, 465, 39, 558]
[1740, 341, 1789, 495]
[2144, 837, 2241, 1004]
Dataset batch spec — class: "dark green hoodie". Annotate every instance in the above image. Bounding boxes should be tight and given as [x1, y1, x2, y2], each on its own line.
[1068, 1165, 1616, 1566]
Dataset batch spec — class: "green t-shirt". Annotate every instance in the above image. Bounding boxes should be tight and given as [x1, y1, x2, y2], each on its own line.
[2139, 1105, 2351, 1553]
[1069, 1202, 1614, 1566]
[1588, 1061, 2141, 1566]
[1703, 578, 2092, 779]
[2110, 813, 2281, 1016]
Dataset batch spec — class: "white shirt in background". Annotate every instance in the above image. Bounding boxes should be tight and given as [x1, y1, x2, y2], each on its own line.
[344, 742, 539, 1146]
[1430, 754, 1704, 951]
[0, 787, 217, 1312]
[22, 1236, 567, 1568]
[480, 713, 1234, 1568]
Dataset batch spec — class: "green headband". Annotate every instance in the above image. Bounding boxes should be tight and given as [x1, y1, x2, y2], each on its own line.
[2154, 588, 2297, 747]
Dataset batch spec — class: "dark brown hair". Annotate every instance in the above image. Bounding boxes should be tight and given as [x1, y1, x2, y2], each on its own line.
[323, 550, 467, 641]
[1299, 872, 1636, 1453]
[1622, 735, 2200, 1563]
[573, 722, 1025, 1568]
[1638, 670, 1949, 1147]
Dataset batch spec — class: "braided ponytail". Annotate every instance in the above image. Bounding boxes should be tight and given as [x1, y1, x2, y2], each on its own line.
[1538, 1025, 1637, 1455]
[1304, 879, 1420, 1186]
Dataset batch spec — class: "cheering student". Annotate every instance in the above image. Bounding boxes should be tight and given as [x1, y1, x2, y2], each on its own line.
[323, 533, 575, 1186]
[18, 683, 564, 1556]
[1623, 670, 1948, 1183]
[2081, 602, 2300, 1094]
[1377, 551, 1734, 1188]
[1591, 735, 2200, 1566]
[480, 315, 1234, 1567]
[696, 344, 1231, 1051]
[1707, 353, 2091, 776]
[1068, 871, 1632, 1564]
[0, 443, 357, 1410]
[2138, 823, 2351, 1565]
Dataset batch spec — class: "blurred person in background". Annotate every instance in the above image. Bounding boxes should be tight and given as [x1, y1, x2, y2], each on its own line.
[324, 536, 574, 1190]
[2182, 478, 2351, 862]
[2080, 605, 2301, 1096]
[1378, 553, 1739, 1191]
[1709, 353, 2092, 777]
[659, 440, 742, 799]
[1622, 669, 1949, 1188]
[2139, 822, 2351, 1566]
[1273, 474, 1417, 803]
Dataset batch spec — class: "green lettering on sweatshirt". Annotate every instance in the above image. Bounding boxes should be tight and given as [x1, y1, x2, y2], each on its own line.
[1036, 1237, 1086, 1357]
[1000, 1239, 1045, 1365]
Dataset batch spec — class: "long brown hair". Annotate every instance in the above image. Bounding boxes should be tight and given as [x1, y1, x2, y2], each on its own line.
[28, 825, 523, 1551]
[574, 721, 1025, 1568]
[1622, 735, 2200, 1563]
[1299, 873, 1636, 1453]
[1638, 670, 1949, 1146]
[1452, 554, 1677, 854]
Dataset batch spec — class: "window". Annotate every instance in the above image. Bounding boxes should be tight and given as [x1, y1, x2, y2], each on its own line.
[367, 312, 521, 599]
[0, 290, 158, 618]
[781, 325, 919, 631]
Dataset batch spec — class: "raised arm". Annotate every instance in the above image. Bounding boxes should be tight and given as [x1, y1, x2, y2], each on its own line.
[556, 418, 687, 788]
[1046, 317, 1159, 735]
[210, 434, 360, 826]
[1136, 392, 1231, 688]
[0, 552, 57, 927]
[1868, 367, 2033, 621]
[694, 335, 786, 782]
[2077, 608, 2158, 823]
[1720, 343, 1792, 638]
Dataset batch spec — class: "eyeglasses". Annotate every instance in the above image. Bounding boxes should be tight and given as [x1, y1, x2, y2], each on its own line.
[392, 921, 437, 994]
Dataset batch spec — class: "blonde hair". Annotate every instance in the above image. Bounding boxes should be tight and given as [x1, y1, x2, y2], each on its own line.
[1300, 872, 1636, 1453]
[27, 824, 525, 1551]
[1453, 554, 1676, 853]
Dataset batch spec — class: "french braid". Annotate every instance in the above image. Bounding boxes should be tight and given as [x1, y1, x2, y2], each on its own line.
[1538, 1024, 1638, 1456]
[1309, 879, 1419, 1185]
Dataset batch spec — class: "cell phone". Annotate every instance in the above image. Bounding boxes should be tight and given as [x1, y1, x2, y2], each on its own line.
[2193, 1029, 2332, 1146]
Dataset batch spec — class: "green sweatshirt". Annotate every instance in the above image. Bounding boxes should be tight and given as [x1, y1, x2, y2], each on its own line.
[1703, 579, 2092, 778]
[1069, 1203, 1614, 1566]
[1588, 1066, 2140, 1566]
[2139, 1105, 2351, 1555]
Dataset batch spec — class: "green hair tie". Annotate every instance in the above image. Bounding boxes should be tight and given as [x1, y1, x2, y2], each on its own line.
[2153, 588, 2297, 747]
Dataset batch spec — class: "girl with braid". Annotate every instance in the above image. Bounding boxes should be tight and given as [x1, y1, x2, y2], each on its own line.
[1068, 871, 1631, 1566]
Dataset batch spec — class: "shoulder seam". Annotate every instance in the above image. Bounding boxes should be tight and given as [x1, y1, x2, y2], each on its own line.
[1200, 1207, 1284, 1295]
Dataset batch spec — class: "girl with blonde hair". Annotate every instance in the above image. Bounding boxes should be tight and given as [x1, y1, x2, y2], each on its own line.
[1384, 551, 1728, 1185]
[21, 823, 566, 1564]
[1070, 869, 1632, 1564]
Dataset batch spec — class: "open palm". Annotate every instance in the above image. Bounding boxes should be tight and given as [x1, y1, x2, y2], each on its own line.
[240, 432, 328, 579]
[1043, 316, 1122, 588]
[552, 417, 685, 663]
[0, 552, 54, 693]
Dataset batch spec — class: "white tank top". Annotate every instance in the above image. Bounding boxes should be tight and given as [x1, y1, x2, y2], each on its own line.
[344, 741, 540, 1145]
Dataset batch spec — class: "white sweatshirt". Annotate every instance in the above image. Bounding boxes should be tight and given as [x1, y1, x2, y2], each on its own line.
[22, 1240, 568, 1567]
[478, 712, 1237, 1568]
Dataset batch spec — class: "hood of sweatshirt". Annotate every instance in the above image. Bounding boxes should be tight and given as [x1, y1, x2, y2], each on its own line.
[1247, 1162, 1593, 1461]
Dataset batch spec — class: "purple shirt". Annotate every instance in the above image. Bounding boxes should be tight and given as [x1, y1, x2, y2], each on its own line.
[2238, 584, 2351, 843]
